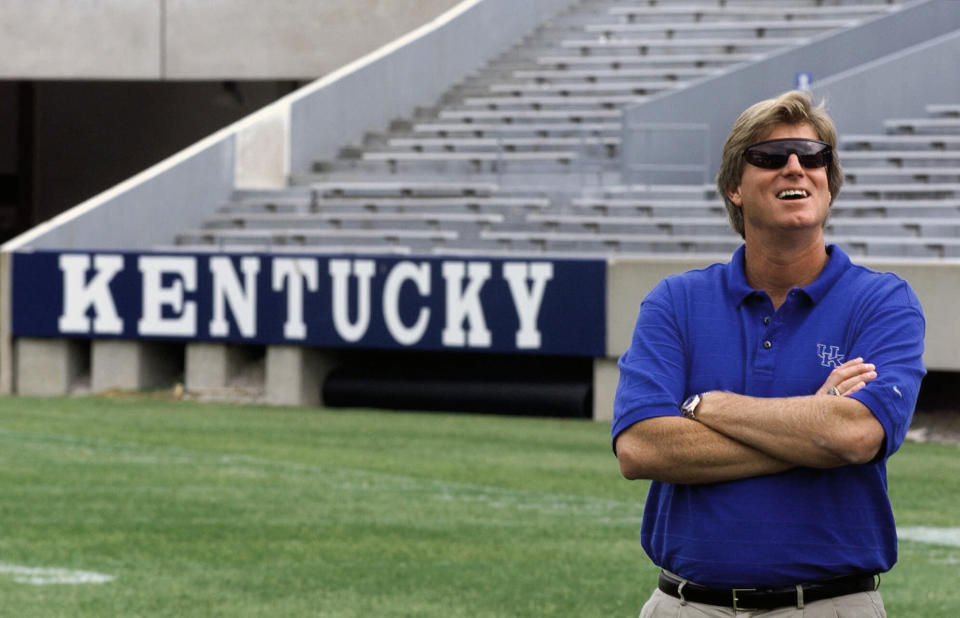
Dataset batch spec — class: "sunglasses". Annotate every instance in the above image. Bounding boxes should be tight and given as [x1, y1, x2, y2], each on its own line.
[742, 138, 833, 170]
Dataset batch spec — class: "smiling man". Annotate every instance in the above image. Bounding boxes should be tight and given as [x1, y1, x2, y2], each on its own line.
[613, 91, 926, 617]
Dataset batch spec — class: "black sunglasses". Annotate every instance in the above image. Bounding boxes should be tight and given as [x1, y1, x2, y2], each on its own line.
[742, 138, 833, 170]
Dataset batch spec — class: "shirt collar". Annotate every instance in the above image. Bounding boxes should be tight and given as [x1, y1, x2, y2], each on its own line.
[801, 244, 850, 303]
[726, 244, 851, 307]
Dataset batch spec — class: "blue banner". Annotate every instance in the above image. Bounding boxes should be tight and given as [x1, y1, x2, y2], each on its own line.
[12, 251, 606, 357]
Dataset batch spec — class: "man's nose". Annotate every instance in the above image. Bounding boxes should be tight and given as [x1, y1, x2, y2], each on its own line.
[782, 153, 804, 173]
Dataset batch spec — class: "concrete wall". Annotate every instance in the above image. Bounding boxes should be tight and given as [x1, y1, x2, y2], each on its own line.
[0, 0, 464, 80]
[620, 0, 960, 184]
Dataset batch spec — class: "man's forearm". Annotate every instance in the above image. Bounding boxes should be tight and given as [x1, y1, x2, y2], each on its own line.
[694, 391, 885, 467]
[615, 416, 794, 484]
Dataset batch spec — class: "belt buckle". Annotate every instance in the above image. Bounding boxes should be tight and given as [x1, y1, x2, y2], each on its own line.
[732, 588, 757, 612]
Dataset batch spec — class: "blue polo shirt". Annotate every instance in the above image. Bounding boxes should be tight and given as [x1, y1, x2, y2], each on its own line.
[612, 244, 926, 588]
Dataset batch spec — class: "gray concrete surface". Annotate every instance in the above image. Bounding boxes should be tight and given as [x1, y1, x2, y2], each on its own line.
[265, 346, 334, 407]
[15, 338, 86, 396]
[0, 0, 463, 79]
[91, 340, 181, 393]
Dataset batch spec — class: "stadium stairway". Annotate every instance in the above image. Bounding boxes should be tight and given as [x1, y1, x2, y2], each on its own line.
[170, 0, 907, 259]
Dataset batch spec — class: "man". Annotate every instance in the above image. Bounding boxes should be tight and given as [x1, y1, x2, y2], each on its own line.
[612, 90, 926, 617]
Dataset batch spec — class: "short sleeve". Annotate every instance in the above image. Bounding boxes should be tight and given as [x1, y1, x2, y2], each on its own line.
[847, 279, 926, 459]
[612, 279, 688, 451]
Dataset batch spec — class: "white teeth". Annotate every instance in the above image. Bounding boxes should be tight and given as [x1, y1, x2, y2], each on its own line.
[777, 189, 809, 199]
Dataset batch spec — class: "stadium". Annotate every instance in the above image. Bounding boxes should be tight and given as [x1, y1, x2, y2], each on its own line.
[0, 0, 958, 615]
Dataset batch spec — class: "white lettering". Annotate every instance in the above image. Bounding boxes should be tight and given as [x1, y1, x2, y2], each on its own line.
[503, 262, 553, 349]
[57, 254, 124, 334]
[272, 258, 319, 340]
[209, 256, 260, 338]
[383, 261, 431, 346]
[441, 261, 491, 347]
[137, 256, 198, 336]
[329, 259, 375, 343]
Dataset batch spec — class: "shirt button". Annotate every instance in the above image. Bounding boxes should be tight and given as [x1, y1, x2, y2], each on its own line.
[763, 340, 772, 349]
[763, 316, 771, 326]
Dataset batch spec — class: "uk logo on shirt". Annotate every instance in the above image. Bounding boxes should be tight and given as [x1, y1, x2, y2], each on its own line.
[817, 344, 845, 368]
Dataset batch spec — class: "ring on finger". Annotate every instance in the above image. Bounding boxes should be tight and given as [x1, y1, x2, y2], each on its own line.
[827, 386, 841, 396]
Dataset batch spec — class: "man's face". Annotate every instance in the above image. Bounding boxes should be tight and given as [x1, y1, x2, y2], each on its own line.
[727, 123, 832, 240]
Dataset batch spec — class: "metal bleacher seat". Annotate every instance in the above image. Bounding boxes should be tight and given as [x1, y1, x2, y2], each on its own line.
[534, 52, 761, 69]
[386, 135, 619, 150]
[559, 37, 809, 56]
[460, 93, 649, 108]
[884, 118, 960, 134]
[175, 227, 459, 251]
[477, 228, 742, 256]
[361, 150, 580, 174]
[606, 4, 901, 22]
[844, 167, 960, 182]
[311, 195, 549, 213]
[409, 121, 622, 140]
[312, 180, 498, 198]
[827, 235, 960, 259]
[570, 196, 725, 217]
[838, 183, 960, 198]
[831, 199, 960, 218]
[841, 134, 960, 149]
[841, 151, 960, 164]
[584, 19, 858, 38]
[511, 66, 713, 82]
[435, 108, 622, 122]
[486, 79, 684, 96]
[203, 211, 505, 230]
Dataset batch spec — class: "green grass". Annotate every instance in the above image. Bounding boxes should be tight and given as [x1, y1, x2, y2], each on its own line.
[0, 396, 956, 616]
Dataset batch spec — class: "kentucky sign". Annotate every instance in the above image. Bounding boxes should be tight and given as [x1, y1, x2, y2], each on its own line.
[12, 251, 606, 356]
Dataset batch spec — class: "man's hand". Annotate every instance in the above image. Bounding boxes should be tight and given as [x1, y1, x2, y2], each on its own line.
[816, 357, 877, 397]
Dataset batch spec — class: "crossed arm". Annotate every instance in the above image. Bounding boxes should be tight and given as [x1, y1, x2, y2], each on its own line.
[615, 358, 885, 485]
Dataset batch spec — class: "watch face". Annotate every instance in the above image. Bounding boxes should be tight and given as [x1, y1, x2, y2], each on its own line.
[681, 394, 701, 417]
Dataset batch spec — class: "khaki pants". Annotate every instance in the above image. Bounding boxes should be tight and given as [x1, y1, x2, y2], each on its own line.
[639, 588, 887, 617]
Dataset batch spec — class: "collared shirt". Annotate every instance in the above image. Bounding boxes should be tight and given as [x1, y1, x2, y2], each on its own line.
[612, 244, 926, 588]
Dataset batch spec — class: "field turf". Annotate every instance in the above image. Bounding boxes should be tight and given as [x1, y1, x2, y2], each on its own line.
[0, 395, 957, 616]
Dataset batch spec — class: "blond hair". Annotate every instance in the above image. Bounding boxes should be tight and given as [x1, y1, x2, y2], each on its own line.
[716, 91, 843, 238]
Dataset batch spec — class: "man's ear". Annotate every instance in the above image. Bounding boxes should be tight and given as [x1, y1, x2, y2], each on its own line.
[727, 186, 743, 207]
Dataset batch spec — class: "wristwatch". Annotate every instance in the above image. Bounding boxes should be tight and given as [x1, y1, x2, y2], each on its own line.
[680, 393, 704, 420]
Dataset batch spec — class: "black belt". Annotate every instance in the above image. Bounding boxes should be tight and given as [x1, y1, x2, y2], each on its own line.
[658, 570, 878, 611]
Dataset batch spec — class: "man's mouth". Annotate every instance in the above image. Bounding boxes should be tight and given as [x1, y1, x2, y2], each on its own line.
[777, 189, 809, 200]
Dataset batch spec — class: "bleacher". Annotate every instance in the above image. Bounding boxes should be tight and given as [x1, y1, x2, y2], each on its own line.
[174, 0, 923, 261]
[175, 99, 960, 260]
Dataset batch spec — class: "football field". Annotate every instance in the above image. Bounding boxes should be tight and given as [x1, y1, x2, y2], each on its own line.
[0, 395, 957, 616]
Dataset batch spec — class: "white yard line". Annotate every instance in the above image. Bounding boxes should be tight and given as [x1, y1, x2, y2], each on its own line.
[898, 526, 960, 548]
[0, 563, 114, 585]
